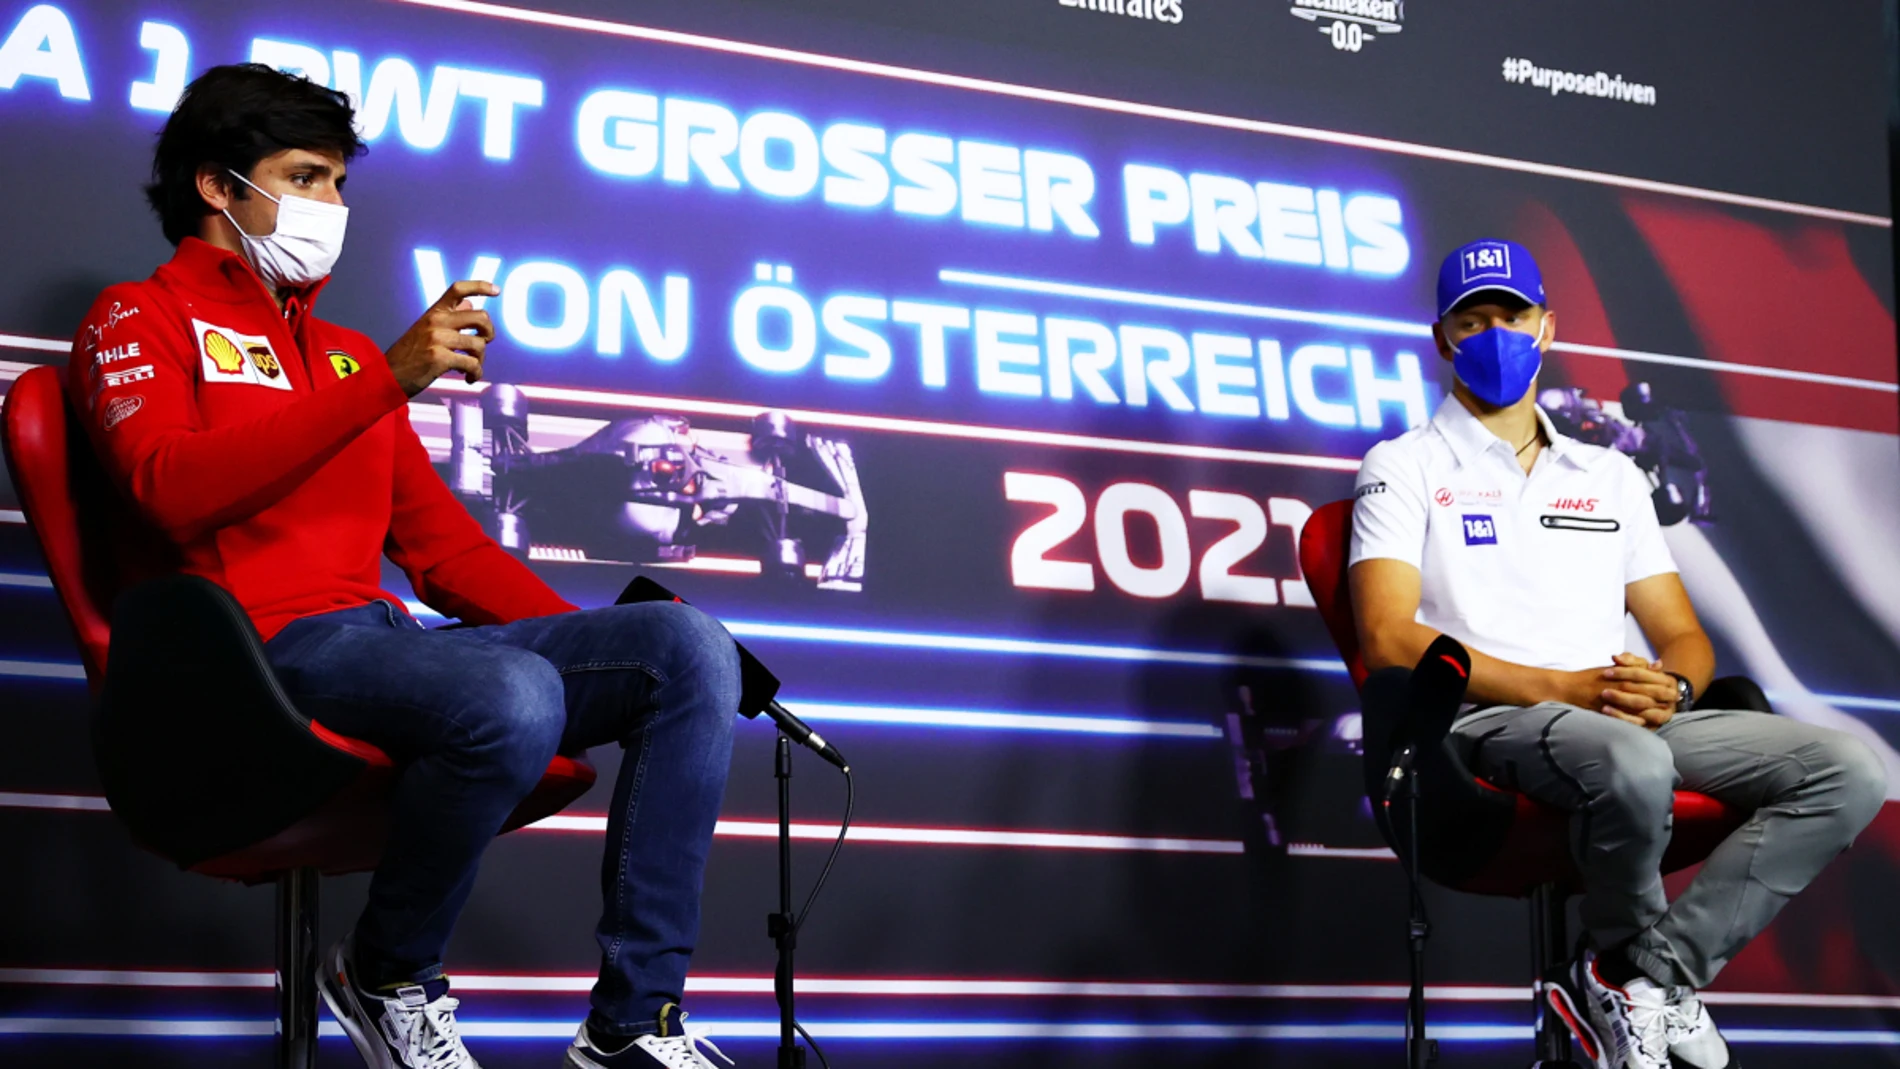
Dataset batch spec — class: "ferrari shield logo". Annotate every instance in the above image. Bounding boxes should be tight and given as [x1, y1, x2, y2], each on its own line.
[328, 350, 361, 379]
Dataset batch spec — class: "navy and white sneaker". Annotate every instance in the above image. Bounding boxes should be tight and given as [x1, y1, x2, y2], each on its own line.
[318, 937, 480, 1069]
[1545, 949, 1671, 1069]
[1665, 985, 1736, 1069]
[564, 1004, 733, 1069]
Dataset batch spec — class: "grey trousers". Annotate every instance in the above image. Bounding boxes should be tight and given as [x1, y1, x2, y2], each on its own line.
[1448, 703, 1887, 988]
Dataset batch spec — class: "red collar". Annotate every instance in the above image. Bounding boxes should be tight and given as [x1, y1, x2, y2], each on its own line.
[155, 237, 332, 321]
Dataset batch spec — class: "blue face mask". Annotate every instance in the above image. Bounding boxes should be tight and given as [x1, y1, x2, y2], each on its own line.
[1452, 323, 1545, 407]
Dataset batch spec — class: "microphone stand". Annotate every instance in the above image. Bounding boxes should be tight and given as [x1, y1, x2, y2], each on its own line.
[614, 575, 847, 1068]
[1401, 752, 1436, 1069]
[771, 732, 805, 1069]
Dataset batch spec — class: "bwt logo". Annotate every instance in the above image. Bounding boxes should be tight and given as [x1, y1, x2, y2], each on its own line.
[1059, 0, 1185, 25]
[1288, 0, 1403, 53]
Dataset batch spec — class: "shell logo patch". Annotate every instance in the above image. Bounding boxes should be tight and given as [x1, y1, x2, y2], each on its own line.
[203, 330, 245, 375]
[328, 350, 361, 379]
[193, 319, 292, 391]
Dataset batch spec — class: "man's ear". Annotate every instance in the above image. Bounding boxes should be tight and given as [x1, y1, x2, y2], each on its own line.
[1431, 320, 1455, 362]
[195, 165, 235, 213]
[1537, 309, 1557, 353]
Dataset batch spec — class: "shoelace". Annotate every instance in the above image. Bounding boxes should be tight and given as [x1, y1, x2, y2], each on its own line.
[380, 995, 475, 1069]
[1620, 991, 1671, 1063]
[644, 1014, 735, 1069]
[1662, 987, 1705, 1042]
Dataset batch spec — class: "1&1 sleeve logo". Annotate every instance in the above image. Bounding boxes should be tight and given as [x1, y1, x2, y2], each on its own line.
[1461, 514, 1498, 545]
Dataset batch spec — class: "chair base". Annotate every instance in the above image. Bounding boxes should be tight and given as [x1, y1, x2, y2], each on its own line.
[276, 867, 319, 1069]
[1529, 883, 1576, 1066]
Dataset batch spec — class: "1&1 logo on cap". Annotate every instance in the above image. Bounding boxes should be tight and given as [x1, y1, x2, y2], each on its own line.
[1460, 241, 1512, 284]
[1461, 514, 1498, 546]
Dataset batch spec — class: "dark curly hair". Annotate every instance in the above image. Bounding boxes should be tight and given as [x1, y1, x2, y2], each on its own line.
[144, 63, 365, 245]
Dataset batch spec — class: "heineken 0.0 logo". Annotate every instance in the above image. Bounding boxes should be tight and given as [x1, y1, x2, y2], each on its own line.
[1288, 0, 1402, 52]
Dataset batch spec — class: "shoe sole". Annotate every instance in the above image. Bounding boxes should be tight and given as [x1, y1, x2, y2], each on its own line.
[316, 944, 396, 1069]
[1547, 982, 1609, 1069]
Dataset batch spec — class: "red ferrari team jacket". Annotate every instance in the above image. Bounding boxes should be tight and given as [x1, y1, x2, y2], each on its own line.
[68, 237, 576, 641]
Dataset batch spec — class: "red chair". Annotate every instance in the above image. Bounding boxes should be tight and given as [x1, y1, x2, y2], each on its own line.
[2, 364, 597, 1069]
[1299, 498, 1757, 1068]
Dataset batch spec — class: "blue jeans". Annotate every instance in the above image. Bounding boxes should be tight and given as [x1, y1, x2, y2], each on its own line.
[264, 599, 740, 1035]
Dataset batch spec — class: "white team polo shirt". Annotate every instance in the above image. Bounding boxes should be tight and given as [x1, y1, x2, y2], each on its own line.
[1350, 395, 1677, 672]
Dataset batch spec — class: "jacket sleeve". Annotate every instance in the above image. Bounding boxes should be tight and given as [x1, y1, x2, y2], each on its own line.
[383, 395, 578, 624]
[70, 285, 412, 542]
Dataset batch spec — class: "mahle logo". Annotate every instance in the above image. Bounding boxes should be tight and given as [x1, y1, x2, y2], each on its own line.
[1289, 0, 1402, 53]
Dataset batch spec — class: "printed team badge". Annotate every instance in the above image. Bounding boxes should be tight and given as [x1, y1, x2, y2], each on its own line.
[102, 395, 143, 431]
[193, 319, 292, 391]
[328, 350, 361, 378]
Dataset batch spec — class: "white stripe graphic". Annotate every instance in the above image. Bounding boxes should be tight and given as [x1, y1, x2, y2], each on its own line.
[529, 815, 1248, 855]
[5, 968, 1899, 1011]
[424, 379, 1362, 472]
[0, 792, 109, 811]
[0, 660, 85, 680]
[0, 572, 52, 589]
[0, 335, 69, 354]
[0, 792, 1246, 854]
[940, 271, 1900, 394]
[391, 0, 1888, 227]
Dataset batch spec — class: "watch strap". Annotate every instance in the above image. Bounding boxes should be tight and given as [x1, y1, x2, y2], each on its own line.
[1666, 671, 1695, 711]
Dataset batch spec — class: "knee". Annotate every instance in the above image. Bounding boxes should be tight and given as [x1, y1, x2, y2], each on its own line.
[458, 653, 566, 782]
[1596, 729, 1678, 819]
[650, 601, 743, 715]
[1818, 734, 1888, 833]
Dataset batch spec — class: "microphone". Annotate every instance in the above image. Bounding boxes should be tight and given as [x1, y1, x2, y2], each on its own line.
[1384, 635, 1472, 799]
[615, 575, 851, 773]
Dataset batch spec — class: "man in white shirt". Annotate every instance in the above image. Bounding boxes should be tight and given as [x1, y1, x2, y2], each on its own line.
[1350, 239, 1886, 1069]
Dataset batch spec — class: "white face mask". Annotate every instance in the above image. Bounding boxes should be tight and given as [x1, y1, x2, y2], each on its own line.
[221, 170, 349, 290]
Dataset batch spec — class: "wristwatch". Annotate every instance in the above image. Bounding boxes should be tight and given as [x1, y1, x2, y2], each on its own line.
[1666, 671, 1695, 712]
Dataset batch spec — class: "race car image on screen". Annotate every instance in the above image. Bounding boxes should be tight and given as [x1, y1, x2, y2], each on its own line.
[445, 385, 867, 590]
[1539, 380, 1714, 525]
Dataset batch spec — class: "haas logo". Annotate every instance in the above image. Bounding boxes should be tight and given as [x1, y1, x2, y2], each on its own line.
[1433, 488, 1455, 507]
[1549, 497, 1600, 513]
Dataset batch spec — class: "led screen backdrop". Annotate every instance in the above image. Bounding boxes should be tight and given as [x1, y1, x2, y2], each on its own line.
[1, 1, 1898, 1066]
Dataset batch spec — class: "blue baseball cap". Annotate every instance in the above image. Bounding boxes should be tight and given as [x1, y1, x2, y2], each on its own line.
[1436, 239, 1546, 319]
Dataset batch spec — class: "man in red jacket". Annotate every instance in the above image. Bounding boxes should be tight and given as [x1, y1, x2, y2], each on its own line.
[71, 64, 739, 1069]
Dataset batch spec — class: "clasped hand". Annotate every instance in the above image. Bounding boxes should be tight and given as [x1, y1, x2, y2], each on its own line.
[1563, 652, 1677, 729]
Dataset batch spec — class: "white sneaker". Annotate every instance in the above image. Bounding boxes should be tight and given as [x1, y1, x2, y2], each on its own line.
[1665, 985, 1734, 1069]
[318, 938, 481, 1069]
[564, 1012, 734, 1069]
[1545, 949, 1671, 1069]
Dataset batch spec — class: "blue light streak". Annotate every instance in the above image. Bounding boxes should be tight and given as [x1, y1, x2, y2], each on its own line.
[721, 620, 1347, 672]
[4, 1014, 1898, 1045]
[792, 701, 1222, 738]
[0, 659, 84, 681]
